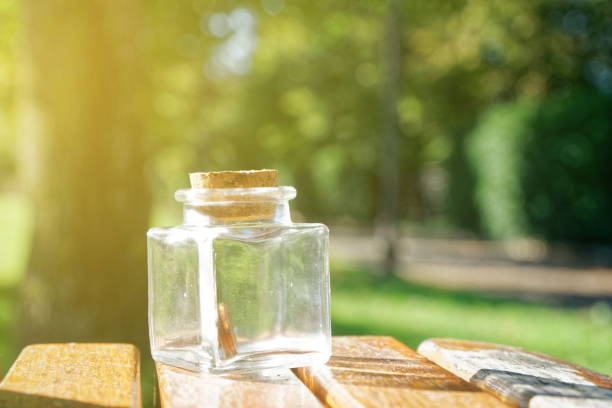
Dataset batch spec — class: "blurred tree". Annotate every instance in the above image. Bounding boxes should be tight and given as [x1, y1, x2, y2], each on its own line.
[17, 0, 150, 349]
[0, 1, 18, 184]
[379, 0, 402, 273]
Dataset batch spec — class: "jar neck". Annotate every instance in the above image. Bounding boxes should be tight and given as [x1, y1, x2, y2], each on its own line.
[175, 186, 296, 226]
[182, 201, 292, 226]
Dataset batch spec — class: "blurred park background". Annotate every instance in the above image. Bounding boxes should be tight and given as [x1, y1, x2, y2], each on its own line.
[1, 0, 612, 405]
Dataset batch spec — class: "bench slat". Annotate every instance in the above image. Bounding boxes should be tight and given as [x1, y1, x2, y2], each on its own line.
[155, 362, 322, 408]
[293, 336, 510, 408]
[0, 343, 141, 408]
[418, 338, 612, 408]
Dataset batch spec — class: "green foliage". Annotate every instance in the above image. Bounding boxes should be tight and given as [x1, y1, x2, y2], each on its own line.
[144, 0, 609, 225]
[1, 0, 609, 234]
[467, 101, 538, 238]
[467, 89, 612, 242]
[0, 192, 32, 286]
[141, 0, 612, 231]
[523, 90, 612, 241]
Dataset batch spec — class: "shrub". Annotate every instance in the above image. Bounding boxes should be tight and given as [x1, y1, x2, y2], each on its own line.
[466, 89, 612, 242]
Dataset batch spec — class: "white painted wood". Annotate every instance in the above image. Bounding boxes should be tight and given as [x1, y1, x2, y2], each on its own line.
[418, 339, 612, 408]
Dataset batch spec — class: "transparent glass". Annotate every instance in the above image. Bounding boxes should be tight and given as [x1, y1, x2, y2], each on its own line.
[148, 186, 331, 372]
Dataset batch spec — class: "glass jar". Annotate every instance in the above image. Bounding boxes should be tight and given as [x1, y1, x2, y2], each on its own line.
[148, 171, 331, 372]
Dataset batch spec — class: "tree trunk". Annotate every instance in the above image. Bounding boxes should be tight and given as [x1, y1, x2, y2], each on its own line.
[18, 0, 150, 350]
[378, 0, 402, 275]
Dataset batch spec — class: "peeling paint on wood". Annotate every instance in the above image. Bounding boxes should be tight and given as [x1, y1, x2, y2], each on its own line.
[155, 362, 322, 408]
[0, 343, 141, 408]
[292, 336, 510, 408]
[418, 338, 612, 408]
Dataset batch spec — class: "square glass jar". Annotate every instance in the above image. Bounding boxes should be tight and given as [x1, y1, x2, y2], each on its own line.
[148, 181, 331, 372]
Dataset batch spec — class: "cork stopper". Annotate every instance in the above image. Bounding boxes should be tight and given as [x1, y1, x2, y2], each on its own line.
[187, 170, 279, 221]
[189, 169, 278, 189]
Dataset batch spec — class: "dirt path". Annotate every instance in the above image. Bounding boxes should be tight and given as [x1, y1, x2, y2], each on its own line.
[330, 231, 612, 297]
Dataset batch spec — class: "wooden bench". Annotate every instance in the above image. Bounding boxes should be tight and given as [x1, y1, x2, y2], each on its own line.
[1, 337, 611, 407]
[0, 343, 141, 408]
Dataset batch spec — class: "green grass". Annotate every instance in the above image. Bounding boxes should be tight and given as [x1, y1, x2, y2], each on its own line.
[331, 263, 612, 375]
[0, 287, 16, 373]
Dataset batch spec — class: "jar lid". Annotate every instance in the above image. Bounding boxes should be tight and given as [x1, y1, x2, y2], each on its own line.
[177, 169, 295, 222]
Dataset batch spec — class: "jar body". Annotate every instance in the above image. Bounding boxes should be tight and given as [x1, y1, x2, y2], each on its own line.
[148, 221, 330, 372]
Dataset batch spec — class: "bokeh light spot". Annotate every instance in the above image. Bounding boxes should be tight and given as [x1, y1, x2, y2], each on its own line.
[355, 62, 378, 87]
[207, 13, 231, 38]
[262, 0, 284, 16]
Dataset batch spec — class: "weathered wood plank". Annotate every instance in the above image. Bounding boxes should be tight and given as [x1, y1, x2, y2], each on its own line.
[155, 362, 323, 408]
[292, 336, 510, 408]
[0, 343, 141, 408]
[418, 338, 612, 408]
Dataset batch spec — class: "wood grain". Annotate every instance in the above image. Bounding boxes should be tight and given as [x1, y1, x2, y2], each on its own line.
[0, 343, 141, 408]
[418, 338, 612, 408]
[292, 336, 510, 408]
[155, 362, 322, 408]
